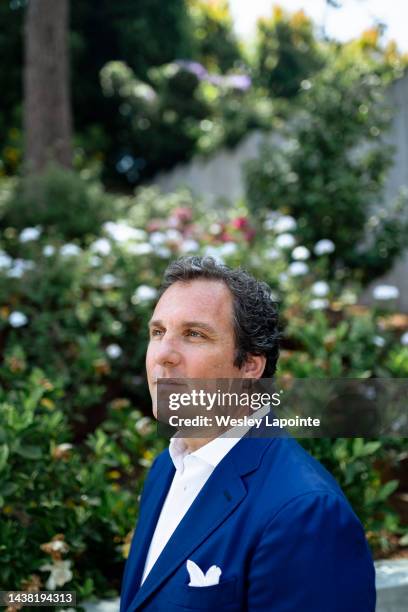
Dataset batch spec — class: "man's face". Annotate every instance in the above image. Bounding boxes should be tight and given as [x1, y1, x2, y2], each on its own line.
[146, 279, 249, 416]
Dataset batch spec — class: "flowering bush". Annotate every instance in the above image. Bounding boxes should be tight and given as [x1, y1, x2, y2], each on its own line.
[99, 58, 274, 184]
[0, 174, 407, 600]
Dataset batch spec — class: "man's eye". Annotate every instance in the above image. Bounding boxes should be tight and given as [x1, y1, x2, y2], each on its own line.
[186, 330, 205, 338]
[150, 328, 164, 337]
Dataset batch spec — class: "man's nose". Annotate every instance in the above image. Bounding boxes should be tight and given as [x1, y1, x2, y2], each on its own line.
[155, 336, 182, 368]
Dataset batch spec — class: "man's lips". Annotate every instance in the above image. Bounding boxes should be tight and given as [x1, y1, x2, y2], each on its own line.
[153, 378, 187, 386]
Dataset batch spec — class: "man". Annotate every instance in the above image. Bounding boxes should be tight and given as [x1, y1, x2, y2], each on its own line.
[120, 256, 376, 611]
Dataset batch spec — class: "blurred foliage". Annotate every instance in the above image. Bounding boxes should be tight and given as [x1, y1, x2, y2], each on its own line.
[1, 1, 408, 599]
[0, 176, 406, 600]
[99, 59, 274, 182]
[246, 36, 408, 284]
[300, 437, 403, 555]
[0, 166, 114, 240]
[0, 0, 242, 183]
[254, 6, 324, 98]
[188, 0, 242, 72]
[0, 365, 165, 599]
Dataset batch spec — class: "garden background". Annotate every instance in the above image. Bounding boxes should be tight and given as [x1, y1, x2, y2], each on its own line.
[0, 0, 407, 606]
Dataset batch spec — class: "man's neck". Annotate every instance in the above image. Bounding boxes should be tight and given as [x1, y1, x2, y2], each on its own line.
[180, 436, 215, 453]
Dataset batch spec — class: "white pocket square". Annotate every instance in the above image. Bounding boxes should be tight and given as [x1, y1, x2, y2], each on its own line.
[186, 559, 222, 587]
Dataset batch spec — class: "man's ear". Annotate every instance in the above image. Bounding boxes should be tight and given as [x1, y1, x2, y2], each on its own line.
[242, 354, 266, 379]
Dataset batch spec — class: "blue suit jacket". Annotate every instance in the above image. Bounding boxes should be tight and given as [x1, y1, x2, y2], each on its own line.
[120, 433, 376, 611]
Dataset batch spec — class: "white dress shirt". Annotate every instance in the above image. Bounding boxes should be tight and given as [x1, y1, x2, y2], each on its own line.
[140, 404, 270, 585]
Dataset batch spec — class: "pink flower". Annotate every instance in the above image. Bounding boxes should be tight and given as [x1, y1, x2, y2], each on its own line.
[244, 229, 256, 242]
[146, 220, 163, 232]
[173, 207, 193, 223]
[231, 217, 248, 230]
[220, 231, 234, 243]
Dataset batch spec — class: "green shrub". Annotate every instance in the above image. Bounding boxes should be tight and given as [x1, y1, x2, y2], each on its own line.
[0, 166, 114, 241]
[0, 366, 164, 600]
[255, 6, 324, 98]
[245, 42, 408, 283]
[0, 176, 406, 594]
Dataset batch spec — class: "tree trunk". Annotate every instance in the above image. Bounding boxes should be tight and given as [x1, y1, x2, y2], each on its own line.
[24, 0, 72, 173]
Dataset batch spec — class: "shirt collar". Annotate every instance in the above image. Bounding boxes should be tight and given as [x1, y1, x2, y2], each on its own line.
[169, 403, 270, 473]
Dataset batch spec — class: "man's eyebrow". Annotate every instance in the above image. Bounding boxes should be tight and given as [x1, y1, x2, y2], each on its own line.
[148, 319, 163, 329]
[182, 320, 217, 334]
[147, 319, 217, 334]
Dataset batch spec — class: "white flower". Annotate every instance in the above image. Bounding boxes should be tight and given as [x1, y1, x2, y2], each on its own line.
[19, 226, 41, 242]
[264, 247, 280, 261]
[274, 215, 297, 234]
[135, 416, 153, 435]
[7, 259, 35, 278]
[89, 255, 102, 267]
[60, 243, 81, 257]
[400, 332, 408, 346]
[209, 223, 222, 235]
[340, 290, 357, 305]
[179, 239, 199, 254]
[132, 285, 158, 303]
[202, 245, 224, 263]
[126, 242, 154, 256]
[264, 219, 276, 231]
[42, 245, 56, 257]
[218, 242, 238, 257]
[314, 239, 335, 255]
[0, 251, 12, 269]
[373, 335, 385, 347]
[372, 285, 400, 301]
[103, 222, 146, 243]
[276, 233, 296, 249]
[90, 238, 111, 256]
[106, 343, 122, 359]
[156, 246, 172, 258]
[292, 246, 310, 260]
[165, 229, 182, 242]
[288, 262, 309, 276]
[54, 443, 73, 456]
[309, 298, 329, 310]
[311, 281, 329, 297]
[149, 231, 167, 246]
[40, 560, 73, 590]
[139, 457, 153, 468]
[264, 211, 280, 231]
[9, 311, 28, 327]
[98, 274, 121, 289]
[99, 273, 120, 288]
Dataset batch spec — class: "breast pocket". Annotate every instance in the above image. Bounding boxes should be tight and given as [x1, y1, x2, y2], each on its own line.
[168, 577, 238, 610]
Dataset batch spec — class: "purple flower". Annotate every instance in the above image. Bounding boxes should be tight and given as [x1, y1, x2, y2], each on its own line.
[175, 60, 208, 80]
[206, 74, 224, 86]
[207, 73, 252, 91]
[224, 74, 252, 91]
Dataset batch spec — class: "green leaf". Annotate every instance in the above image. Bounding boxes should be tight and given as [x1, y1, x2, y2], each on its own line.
[361, 441, 382, 456]
[15, 445, 42, 459]
[0, 444, 9, 472]
[377, 479, 399, 502]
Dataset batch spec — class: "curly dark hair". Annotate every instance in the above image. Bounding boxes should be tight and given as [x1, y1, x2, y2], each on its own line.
[158, 256, 280, 378]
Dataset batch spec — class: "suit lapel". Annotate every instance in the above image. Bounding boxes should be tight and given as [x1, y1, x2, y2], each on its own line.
[126, 436, 273, 611]
[121, 454, 175, 609]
